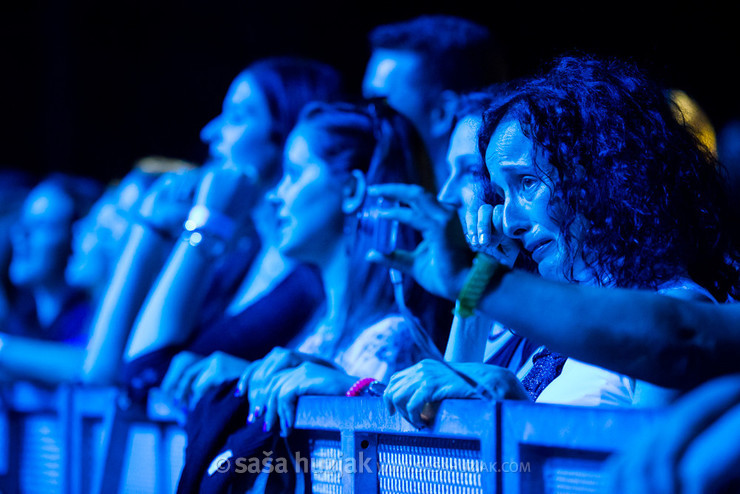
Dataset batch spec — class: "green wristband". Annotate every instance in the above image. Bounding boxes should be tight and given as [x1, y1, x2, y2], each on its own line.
[454, 253, 509, 318]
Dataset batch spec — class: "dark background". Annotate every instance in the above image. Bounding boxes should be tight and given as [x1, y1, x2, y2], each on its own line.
[2, 1, 738, 184]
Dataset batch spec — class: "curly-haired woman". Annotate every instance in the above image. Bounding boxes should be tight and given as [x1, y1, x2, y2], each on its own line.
[476, 55, 736, 300]
[370, 53, 740, 424]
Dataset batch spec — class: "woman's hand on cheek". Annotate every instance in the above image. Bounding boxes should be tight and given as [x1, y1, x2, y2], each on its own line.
[261, 362, 356, 437]
[474, 204, 520, 268]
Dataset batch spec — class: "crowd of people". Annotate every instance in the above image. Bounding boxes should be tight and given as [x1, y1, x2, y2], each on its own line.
[2, 14, 740, 493]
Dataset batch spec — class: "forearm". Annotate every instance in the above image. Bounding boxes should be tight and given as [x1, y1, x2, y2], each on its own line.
[476, 269, 738, 388]
[443, 312, 492, 362]
[82, 224, 175, 384]
[124, 237, 217, 360]
[0, 334, 86, 385]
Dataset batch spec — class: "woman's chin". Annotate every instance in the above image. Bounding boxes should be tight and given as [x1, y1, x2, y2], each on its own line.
[537, 258, 565, 282]
[277, 239, 305, 263]
[276, 239, 292, 256]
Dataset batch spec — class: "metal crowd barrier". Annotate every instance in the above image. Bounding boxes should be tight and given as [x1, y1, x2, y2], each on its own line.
[0, 381, 660, 493]
[292, 396, 660, 494]
[0, 382, 186, 494]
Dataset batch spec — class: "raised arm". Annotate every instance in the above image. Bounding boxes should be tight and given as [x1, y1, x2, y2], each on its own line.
[123, 166, 254, 361]
[81, 170, 198, 384]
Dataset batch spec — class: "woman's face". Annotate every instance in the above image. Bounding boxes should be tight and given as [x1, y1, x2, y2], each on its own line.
[438, 114, 486, 230]
[65, 183, 134, 290]
[9, 184, 74, 287]
[485, 118, 573, 281]
[200, 72, 281, 192]
[272, 126, 345, 264]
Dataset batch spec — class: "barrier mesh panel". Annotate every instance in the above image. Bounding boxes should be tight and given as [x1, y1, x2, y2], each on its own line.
[542, 456, 608, 494]
[519, 445, 611, 494]
[19, 415, 62, 494]
[378, 435, 482, 494]
[309, 436, 343, 494]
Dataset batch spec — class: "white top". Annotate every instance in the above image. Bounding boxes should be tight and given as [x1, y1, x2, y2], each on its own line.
[484, 323, 529, 373]
[534, 357, 635, 407]
[334, 314, 424, 383]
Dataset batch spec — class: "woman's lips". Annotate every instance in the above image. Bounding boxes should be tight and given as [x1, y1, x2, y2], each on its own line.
[530, 239, 554, 263]
[276, 215, 293, 234]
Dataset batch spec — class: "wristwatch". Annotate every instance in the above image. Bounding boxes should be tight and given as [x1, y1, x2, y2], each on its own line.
[182, 205, 236, 258]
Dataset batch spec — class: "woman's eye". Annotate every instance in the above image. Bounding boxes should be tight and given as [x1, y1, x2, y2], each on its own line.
[522, 176, 538, 190]
[224, 108, 250, 125]
[282, 166, 298, 181]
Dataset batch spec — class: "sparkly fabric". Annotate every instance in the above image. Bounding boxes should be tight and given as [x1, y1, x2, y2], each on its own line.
[520, 348, 568, 401]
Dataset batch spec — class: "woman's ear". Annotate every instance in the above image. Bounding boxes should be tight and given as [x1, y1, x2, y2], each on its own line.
[342, 169, 367, 214]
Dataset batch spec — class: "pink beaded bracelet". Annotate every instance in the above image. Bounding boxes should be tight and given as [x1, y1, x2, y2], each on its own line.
[345, 377, 378, 397]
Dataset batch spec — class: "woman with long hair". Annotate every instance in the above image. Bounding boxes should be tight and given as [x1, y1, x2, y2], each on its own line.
[174, 99, 445, 492]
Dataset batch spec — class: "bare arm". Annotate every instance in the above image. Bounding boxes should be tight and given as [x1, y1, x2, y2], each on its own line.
[0, 334, 85, 384]
[123, 237, 218, 359]
[81, 170, 198, 384]
[124, 166, 254, 361]
[474, 270, 740, 389]
[81, 223, 176, 384]
[443, 312, 492, 362]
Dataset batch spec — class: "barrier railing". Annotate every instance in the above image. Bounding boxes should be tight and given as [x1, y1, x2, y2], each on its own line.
[0, 382, 186, 494]
[0, 381, 661, 493]
[291, 396, 660, 494]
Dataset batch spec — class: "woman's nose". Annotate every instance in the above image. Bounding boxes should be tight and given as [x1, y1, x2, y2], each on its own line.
[501, 198, 530, 239]
[436, 173, 461, 210]
[265, 188, 279, 205]
[200, 115, 223, 143]
[265, 181, 285, 208]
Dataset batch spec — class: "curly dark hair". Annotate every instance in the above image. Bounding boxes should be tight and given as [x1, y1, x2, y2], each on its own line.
[478, 53, 740, 301]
